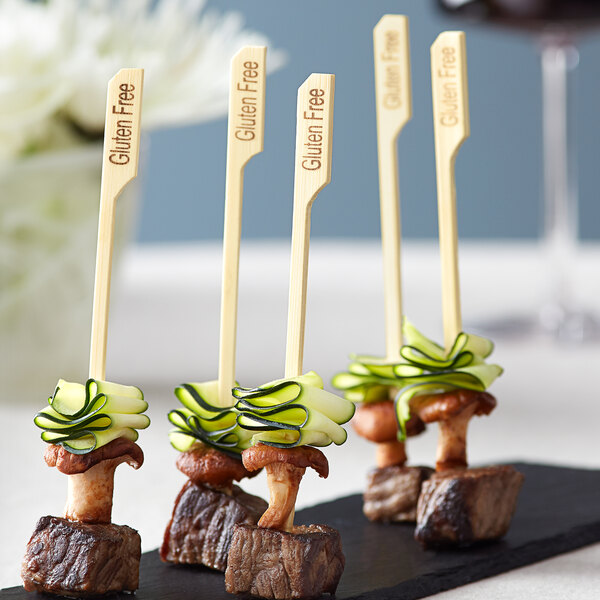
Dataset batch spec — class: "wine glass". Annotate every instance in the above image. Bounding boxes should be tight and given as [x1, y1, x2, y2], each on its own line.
[435, 0, 600, 341]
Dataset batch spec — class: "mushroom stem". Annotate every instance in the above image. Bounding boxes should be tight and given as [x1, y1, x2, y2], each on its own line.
[436, 404, 476, 471]
[259, 462, 306, 532]
[375, 440, 407, 468]
[65, 458, 120, 523]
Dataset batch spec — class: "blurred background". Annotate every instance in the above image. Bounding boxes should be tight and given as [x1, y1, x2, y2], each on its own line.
[143, 0, 600, 243]
[3, 0, 600, 396]
[3, 0, 600, 393]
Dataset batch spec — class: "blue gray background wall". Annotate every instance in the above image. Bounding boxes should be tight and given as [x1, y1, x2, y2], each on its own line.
[138, 0, 600, 243]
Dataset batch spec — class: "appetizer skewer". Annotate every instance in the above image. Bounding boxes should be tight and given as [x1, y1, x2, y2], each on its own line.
[406, 31, 523, 547]
[161, 46, 269, 572]
[225, 73, 354, 600]
[218, 45, 268, 409]
[332, 15, 431, 523]
[22, 69, 149, 597]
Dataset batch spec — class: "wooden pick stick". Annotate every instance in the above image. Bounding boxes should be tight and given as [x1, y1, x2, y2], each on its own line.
[431, 32, 470, 352]
[284, 74, 335, 378]
[217, 46, 267, 407]
[373, 15, 412, 362]
[89, 68, 144, 380]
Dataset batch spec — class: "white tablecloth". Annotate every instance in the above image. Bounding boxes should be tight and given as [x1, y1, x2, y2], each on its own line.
[3, 240, 599, 597]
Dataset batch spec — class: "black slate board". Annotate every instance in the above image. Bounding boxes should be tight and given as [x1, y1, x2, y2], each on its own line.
[4, 463, 600, 599]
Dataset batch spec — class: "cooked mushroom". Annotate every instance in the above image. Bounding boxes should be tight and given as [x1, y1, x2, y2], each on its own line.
[175, 442, 258, 492]
[352, 400, 425, 468]
[411, 389, 496, 471]
[44, 438, 144, 524]
[242, 445, 328, 532]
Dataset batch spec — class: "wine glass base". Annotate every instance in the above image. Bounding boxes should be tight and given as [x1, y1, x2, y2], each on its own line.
[539, 303, 600, 342]
[466, 306, 600, 343]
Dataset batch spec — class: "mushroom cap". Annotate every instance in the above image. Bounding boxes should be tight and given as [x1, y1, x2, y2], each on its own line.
[411, 389, 496, 424]
[242, 444, 329, 478]
[352, 400, 425, 443]
[44, 437, 144, 475]
[176, 442, 257, 487]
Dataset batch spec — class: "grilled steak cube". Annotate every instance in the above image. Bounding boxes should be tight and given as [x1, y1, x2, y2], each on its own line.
[21, 516, 140, 597]
[225, 523, 344, 600]
[415, 465, 524, 547]
[364, 465, 434, 522]
[160, 480, 267, 571]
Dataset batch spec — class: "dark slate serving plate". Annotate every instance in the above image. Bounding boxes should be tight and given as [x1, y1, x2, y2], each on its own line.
[4, 463, 600, 599]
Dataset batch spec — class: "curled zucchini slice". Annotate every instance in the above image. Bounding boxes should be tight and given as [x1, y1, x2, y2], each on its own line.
[168, 380, 252, 457]
[233, 371, 355, 449]
[332, 318, 502, 439]
[34, 379, 149, 454]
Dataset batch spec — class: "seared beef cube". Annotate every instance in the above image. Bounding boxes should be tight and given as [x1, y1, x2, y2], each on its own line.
[415, 465, 524, 547]
[225, 523, 344, 600]
[161, 480, 267, 571]
[363, 465, 434, 522]
[21, 516, 140, 597]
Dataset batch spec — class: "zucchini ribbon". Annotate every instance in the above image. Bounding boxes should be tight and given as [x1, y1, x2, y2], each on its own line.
[168, 380, 253, 458]
[332, 319, 502, 439]
[168, 372, 355, 454]
[34, 379, 149, 454]
[233, 371, 355, 449]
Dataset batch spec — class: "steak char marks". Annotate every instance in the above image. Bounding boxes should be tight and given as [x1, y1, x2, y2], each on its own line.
[225, 523, 344, 600]
[415, 465, 524, 547]
[161, 480, 267, 571]
[21, 516, 141, 597]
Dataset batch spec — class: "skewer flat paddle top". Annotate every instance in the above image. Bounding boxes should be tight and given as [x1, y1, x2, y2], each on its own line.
[218, 46, 267, 407]
[373, 15, 412, 362]
[431, 32, 470, 351]
[285, 73, 335, 378]
[89, 68, 144, 380]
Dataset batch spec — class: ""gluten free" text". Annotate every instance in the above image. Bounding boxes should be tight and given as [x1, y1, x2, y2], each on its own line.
[437, 46, 459, 127]
[234, 60, 261, 141]
[109, 83, 137, 165]
[301, 88, 326, 171]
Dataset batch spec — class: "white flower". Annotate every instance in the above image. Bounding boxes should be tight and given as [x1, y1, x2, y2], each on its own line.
[0, 0, 73, 157]
[0, 0, 286, 156]
[63, 0, 286, 133]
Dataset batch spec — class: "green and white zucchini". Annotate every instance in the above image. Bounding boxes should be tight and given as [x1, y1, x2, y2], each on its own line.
[331, 318, 502, 439]
[167, 380, 253, 458]
[34, 379, 149, 454]
[233, 371, 355, 449]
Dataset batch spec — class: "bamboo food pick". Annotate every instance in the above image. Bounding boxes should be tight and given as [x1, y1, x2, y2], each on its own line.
[431, 32, 470, 351]
[374, 15, 412, 362]
[217, 46, 267, 407]
[285, 73, 335, 378]
[89, 68, 144, 380]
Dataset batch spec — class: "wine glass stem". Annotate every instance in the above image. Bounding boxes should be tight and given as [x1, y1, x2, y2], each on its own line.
[541, 39, 579, 314]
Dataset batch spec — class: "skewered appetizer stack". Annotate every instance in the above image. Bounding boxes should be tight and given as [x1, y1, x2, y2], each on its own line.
[224, 72, 355, 600]
[411, 31, 523, 547]
[161, 46, 269, 572]
[335, 23, 523, 546]
[165, 69, 352, 598]
[21, 70, 149, 596]
[226, 371, 353, 599]
[332, 15, 431, 523]
[161, 383, 267, 570]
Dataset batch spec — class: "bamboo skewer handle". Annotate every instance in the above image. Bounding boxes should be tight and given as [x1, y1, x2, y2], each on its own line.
[284, 74, 335, 379]
[89, 68, 144, 381]
[431, 32, 470, 351]
[374, 15, 412, 362]
[217, 46, 267, 407]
